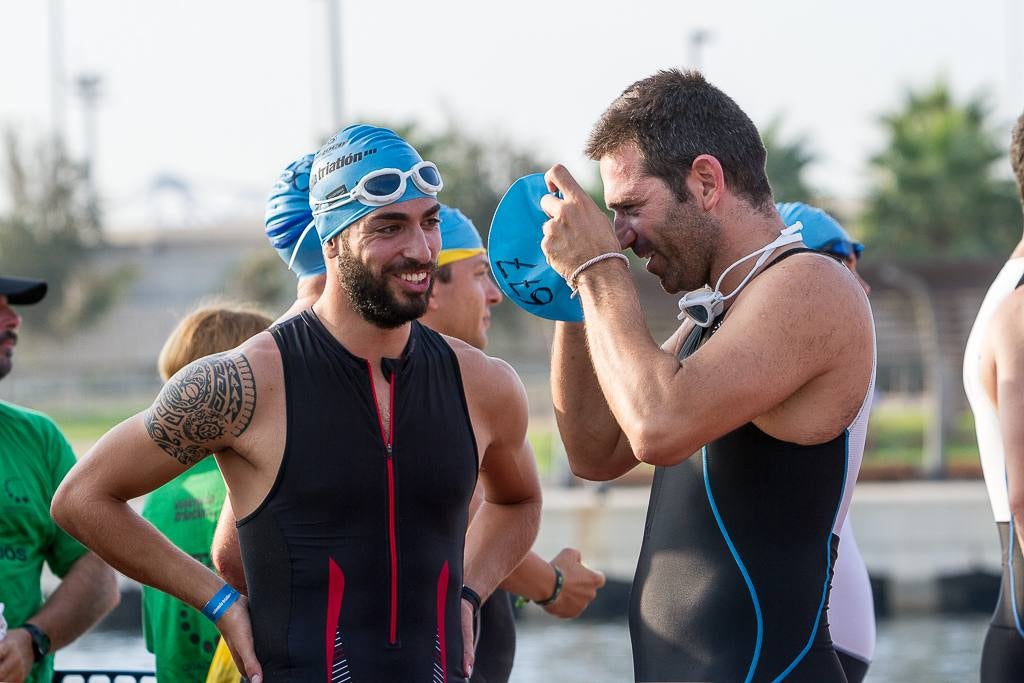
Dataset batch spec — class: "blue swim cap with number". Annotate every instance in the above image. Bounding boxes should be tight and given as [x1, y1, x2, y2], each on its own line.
[488, 173, 583, 322]
[776, 202, 864, 259]
[438, 206, 485, 266]
[265, 153, 325, 279]
[309, 124, 439, 244]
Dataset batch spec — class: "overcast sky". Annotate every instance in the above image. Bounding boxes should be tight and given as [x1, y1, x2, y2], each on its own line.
[2, 0, 1021, 232]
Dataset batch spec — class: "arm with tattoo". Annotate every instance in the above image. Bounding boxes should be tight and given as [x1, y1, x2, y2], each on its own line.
[144, 352, 257, 465]
[51, 348, 267, 680]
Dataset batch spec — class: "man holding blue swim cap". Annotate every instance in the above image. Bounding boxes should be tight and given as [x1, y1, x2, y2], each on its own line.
[535, 70, 875, 681]
[52, 124, 542, 683]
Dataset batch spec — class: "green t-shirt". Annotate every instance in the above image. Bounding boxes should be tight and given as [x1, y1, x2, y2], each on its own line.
[0, 400, 88, 683]
[141, 456, 226, 682]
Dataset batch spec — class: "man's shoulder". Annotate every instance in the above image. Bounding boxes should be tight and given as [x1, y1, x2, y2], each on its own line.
[989, 286, 1024, 351]
[748, 250, 870, 324]
[175, 330, 279, 380]
[445, 338, 521, 387]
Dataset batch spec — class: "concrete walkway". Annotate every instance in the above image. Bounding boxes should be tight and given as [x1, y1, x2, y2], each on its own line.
[532, 480, 1002, 613]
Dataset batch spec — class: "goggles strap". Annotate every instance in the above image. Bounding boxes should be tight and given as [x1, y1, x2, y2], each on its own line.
[677, 222, 804, 321]
[287, 221, 318, 270]
[715, 222, 803, 303]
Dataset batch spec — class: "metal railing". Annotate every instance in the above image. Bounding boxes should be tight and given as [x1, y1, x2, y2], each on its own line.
[53, 672, 155, 683]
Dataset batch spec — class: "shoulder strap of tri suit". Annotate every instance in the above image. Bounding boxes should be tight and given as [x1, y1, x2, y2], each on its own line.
[761, 246, 834, 273]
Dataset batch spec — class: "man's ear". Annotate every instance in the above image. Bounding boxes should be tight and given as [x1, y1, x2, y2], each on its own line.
[688, 154, 726, 211]
[323, 235, 341, 259]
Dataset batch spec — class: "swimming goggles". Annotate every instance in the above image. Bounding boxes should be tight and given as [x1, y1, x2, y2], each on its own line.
[310, 161, 443, 216]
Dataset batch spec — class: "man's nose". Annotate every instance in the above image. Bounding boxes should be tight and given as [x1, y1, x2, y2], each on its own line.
[486, 276, 503, 306]
[858, 273, 871, 296]
[0, 305, 21, 330]
[613, 216, 637, 250]
[405, 226, 437, 264]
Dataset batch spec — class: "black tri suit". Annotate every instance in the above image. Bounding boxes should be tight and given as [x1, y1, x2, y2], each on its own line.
[630, 250, 856, 682]
[238, 311, 478, 682]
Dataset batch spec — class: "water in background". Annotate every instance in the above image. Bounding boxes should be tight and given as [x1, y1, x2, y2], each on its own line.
[58, 615, 989, 682]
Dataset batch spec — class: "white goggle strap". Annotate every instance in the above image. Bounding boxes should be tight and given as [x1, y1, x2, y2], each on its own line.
[287, 221, 318, 271]
[715, 225, 804, 303]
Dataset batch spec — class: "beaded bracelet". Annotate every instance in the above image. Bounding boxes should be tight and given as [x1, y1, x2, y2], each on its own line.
[535, 565, 565, 606]
[568, 252, 630, 298]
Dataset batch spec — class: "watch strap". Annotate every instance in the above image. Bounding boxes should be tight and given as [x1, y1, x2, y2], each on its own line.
[22, 622, 50, 661]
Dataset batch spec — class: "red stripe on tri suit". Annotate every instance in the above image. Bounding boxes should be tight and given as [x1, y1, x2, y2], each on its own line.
[436, 561, 450, 681]
[326, 558, 345, 681]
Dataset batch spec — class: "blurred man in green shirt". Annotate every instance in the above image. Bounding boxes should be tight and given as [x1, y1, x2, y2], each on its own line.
[0, 274, 119, 683]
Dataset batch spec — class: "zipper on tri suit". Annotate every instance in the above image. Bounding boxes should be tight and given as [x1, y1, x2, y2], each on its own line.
[367, 361, 400, 647]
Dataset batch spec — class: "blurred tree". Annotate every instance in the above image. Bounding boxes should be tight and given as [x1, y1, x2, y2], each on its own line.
[762, 117, 817, 204]
[223, 249, 293, 312]
[390, 120, 553, 241]
[862, 81, 1019, 259]
[0, 130, 135, 335]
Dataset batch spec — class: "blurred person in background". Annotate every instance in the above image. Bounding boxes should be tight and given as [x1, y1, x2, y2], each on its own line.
[421, 206, 605, 683]
[0, 274, 119, 683]
[262, 151, 328, 321]
[141, 303, 271, 681]
[52, 124, 541, 682]
[963, 110, 1024, 682]
[777, 202, 876, 683]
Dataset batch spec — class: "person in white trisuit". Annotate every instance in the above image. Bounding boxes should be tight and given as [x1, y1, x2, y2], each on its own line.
[963, 111, 1024, 682]
[777, 202, 876, 683]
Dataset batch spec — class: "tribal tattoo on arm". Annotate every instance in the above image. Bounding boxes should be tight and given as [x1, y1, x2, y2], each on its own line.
[144, 352, 257, 466]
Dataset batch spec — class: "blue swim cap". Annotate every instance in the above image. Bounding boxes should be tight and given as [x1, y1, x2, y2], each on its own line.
[265, 153, 326, 279]
[438, 206, 485, 266]
[777, 202, 864, 259]
[488, 174, 583, 322]
[309, 124, 437, 244]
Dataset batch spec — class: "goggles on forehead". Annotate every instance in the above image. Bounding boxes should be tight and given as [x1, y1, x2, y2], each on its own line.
[310, 161, 443, 216]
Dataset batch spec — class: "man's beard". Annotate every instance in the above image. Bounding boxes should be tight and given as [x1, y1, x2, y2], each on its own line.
[0, 330, 15, 381]
[658, 200, 720, 294]
[337, 241, 435, 329]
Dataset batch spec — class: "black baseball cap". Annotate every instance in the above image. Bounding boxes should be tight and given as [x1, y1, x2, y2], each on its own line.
[0, 275, 48, 305]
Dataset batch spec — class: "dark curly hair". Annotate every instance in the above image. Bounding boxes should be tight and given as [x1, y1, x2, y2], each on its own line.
[586, 69, 773, 211]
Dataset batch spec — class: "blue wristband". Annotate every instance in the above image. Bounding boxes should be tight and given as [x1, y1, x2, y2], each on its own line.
[201, 584, 240, 623]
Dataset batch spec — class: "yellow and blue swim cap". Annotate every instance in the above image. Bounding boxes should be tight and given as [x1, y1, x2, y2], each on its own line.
[438, 206, 485, 267]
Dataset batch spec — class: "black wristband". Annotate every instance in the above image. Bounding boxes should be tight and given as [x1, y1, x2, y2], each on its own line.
[461, 585, 482, 615]
[22, 623, 50, 662]
[535, 564, 564, 606]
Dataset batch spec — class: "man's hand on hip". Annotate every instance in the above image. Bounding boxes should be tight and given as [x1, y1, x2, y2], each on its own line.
[218, 596, 263, 683]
